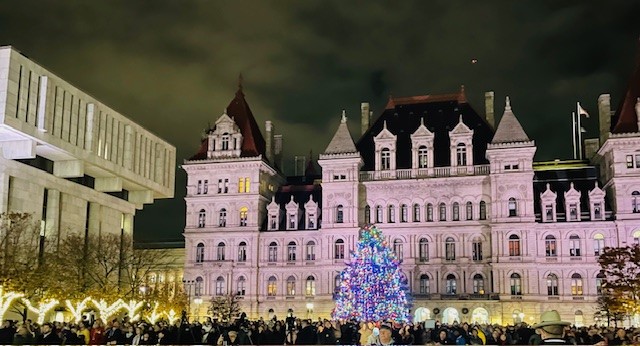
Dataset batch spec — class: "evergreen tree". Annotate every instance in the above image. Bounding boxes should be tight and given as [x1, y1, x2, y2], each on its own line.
[332, 224, 411, 322]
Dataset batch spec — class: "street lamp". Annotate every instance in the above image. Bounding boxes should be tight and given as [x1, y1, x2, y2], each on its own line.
[306, 303, 314, 319]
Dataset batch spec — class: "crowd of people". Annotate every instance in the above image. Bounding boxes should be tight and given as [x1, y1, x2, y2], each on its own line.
[0, 310, 638, 345]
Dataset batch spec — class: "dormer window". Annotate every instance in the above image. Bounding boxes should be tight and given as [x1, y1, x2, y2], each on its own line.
[564, 183, 581, 221]
[594, 203, 602, 220]
[541, 184, 557, 222]
[285, 196, 300, 230]
[545, 205, 553, 221]
[456, 143, 467, 166]
[270, 214, 277, 230]
[207, 110, 243, 159]
[569, 204, 578, 221]
[304, 195, 318, 230]
[381, 149, 391, 170]
[221, 133, 230, 150]
[267, 197, 281, 230]
[288, 213, 296, 229]
[374, 121, 397, 171]
[418, 146, 428, 168]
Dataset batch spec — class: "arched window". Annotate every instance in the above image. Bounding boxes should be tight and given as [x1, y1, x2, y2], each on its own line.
[286, 276, 296, 296]
[545, 235, 557, 257]
[388, 205, 396, 223]
[456, 143, 467, 166]
[267, 276, 277, 296]
[439, 203, 447, 221]
[235, 242, 247, 263]
[419, 274, 430, 294]
[400, 204, 408, 222]
[239, 207, 248, 226]
[237, 276, 246, 296]
[473, 274, 485, 294]
[418, 238, 429, 262]
[219, 208, 227, 227]
[633, 191, 640, 213]
[381, 148, 391, 170]
[418, 146, 428, 168]
[547, 274, 559, 296]
[221, 133, 230, 150]
[364, 205, 371, 224]
[571, 273, 583, 296]
[413, 204, 420, 222]
[393, 239, 403, 259]
[287, 241, 297, 262]
[334, 239, 345, 259]
[305, 276, 316, 296]
[446, 274, 457, 294]
[479, 201, 487, 220]
[216, 242, 225, 261]
[198, 209, 206, 228]
[334, 274, 341, 292]
[569, 235, 581, 257]
[596, 272, 605, 295]
[215, 276, 225, 296]
[508, 234, 521, 256]
[195, 276, 203, 296]
[452, 202, 460, 221]
[336, 205, 344, 223]
[594, 233, 605, 256]
[634, 230, 640, 245]
[196, 242, 205, 263]
[466, 202, 473, 220]
[510, 273, 522, 295]
[375, 205, 383, 223]
[508, 198, 517, 217]
[445, 237, 456, 261]
[426, 203, 434, 222]
[306, 241, 316, 261]
[268, 242, 278, 262]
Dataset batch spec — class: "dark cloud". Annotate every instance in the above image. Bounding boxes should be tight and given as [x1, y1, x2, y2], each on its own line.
[0, 0, 637, 242]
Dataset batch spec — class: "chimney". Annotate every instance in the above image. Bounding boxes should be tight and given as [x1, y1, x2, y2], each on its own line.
[584, 138, 600, 161]
[361, 102, 370, 135]
[265, 121, 274, 164]
[274, 134, 283, 169]
[598, 94, 611, 145]
[485, 91, 495, 129]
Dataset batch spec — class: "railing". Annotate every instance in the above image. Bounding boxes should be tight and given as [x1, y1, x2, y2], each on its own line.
[360, 165, 490, 181]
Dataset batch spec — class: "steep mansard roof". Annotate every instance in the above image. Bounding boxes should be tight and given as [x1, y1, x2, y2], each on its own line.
[491, 97, 531, 144]
[356, 89, 494, 170]
[611, 41, 640, 134]
[324, 112, 358, 155]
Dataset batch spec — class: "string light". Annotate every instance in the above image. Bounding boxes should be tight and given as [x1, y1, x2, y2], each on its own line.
[122, 299, 144, 322]
[147, 302, 162, 324]
[95, 299, 125, 323]
[0, 287, 24, 321]
[66, 297, 94, 323]
[23, 298, 59, 324]
[166, 309, 180, 324]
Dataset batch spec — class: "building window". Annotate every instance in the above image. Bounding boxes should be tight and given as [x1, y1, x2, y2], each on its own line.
[269, 214, 277, 230]
[479, 201, 487, 220]
[221, 133, 230, 150]
[472, 239, 483, 261]
[217, 178, 229, 194]
[593, 234, 605, 256]
[627, 155, 634, 168]
[508, 198, 517, 217]
[195, 277, 203, 296]
[196, 243, 205, 263]
[288, 213, 296, 229]
[364, 205, 371, 224]
[238, 177, 250, 193]
[508, 234, 521, 256]
[381, 148, 391, 170]
[596, 272, 605, 295]
[545, 204, 554, 221]
[267, 276, 277, 296]
[198, 209, 206, 228]
[287, 241, 296, 262]
[203, 180, 208, 194]
[216, 242, 225, 261]
[510, 273, 522, 295]
[569, 203, 578, 221]
[239, 207, 248, 227]
[237, 276, 246, 296]
[336, 205, 344, 223]
[545, 235, 557, 257]
[426, 203, 434, 222]
[634, 230, 640, 245]
[375, 205, 383, 223]
[419, 274, 430, 294]
[393, 239, 403, 259]
[219, 208, 227, 227]
[388, 205, 396, 223]
[413, 204, 420, 222]
[238, 178, 244, 193]
[466, 202, 473, 220]
[286, 276, 296, 296]
[215, 276, 225, 296]
[571, 273, 583, 296]
[306, 241, 316, 261]
[593, 203, 602, 220]
[400, 204, 408, 222]
[305, 276, 316, 296]
[445, 237, 455, 261]
[307, 213, 316, 229]
[334, 239, 345, 259]
[439, 203, 446, 221]
[334, 274, 341, 292]
[452, 202, 460, 221]
[445, 274, 457, 294]
[473, 274, 485, 294]
[268, 242, 278, 262]
[546, 274, 559, 296]
[197, 180, 202, 194]
[569, 235, 581, 257]
[418, 146, 428, 168]
[419, 238, 429, 262]
[238, 241, 247, 262]
[456, 143, 467, 166]
[633, 191, 640, 213]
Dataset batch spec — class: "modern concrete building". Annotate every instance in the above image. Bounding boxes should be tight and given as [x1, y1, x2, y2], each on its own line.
[183, 58, 640, 326]
[0, 46, 175, 246]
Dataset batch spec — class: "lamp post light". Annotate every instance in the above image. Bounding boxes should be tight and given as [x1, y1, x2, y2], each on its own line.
[518, 312, 525, 323]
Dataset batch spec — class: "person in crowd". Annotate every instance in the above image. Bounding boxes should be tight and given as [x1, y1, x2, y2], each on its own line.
[0, 320, 15, 344]
[532, 310, 572, 345]
[36, 322, 61, 345]
[12, 325, 33, 345]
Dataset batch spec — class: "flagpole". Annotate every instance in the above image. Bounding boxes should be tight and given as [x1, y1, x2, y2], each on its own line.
[572, 111, 577, 160]
[577, 102, 583, 160]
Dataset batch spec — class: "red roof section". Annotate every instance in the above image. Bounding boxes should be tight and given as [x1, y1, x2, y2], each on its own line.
[612, 41, 640, 134]
[384, 87, 467, 110]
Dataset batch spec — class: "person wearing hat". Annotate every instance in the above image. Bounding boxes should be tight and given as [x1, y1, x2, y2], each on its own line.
[532, 310, 571, 345]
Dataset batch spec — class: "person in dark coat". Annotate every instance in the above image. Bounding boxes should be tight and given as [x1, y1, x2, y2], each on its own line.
[105, 321, 124, 345]
[0, 320, 15, 345]
[317, 321, 336, 345]
[12, 325, 33, 345]
[294, 320, 317, 345]
[36, 323, 61, 345]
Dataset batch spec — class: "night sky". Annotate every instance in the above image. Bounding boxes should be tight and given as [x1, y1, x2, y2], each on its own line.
[1, 1, 639, 243]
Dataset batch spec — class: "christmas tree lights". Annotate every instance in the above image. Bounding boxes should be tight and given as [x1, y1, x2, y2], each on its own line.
[332, 224, 411, 322]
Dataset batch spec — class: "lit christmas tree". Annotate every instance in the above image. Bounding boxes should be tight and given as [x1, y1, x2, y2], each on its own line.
[332, 224, 412, 322]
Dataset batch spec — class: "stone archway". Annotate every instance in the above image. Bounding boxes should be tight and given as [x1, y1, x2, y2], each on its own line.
[442, 307, 460, 325]
[471, 307, 489, 324]
[414, 307, 431, 323]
